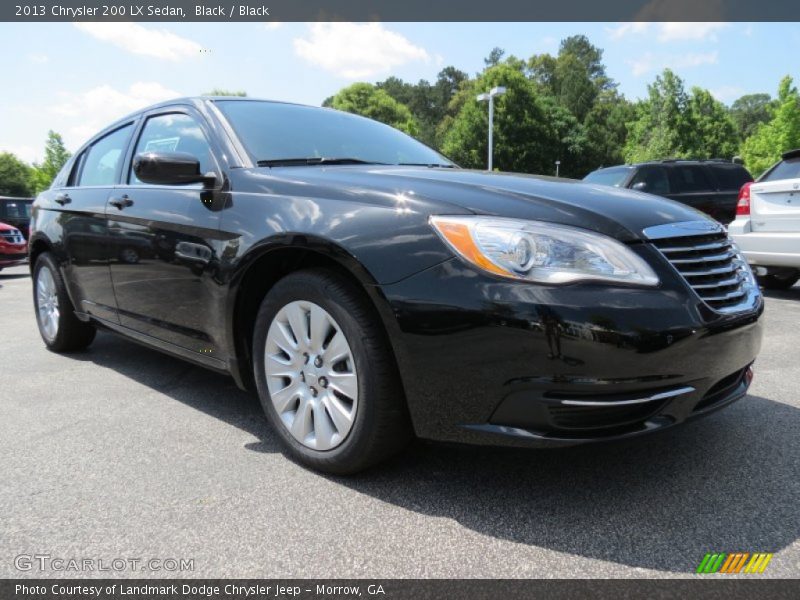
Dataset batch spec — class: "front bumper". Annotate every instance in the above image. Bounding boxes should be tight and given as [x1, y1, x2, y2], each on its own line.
[0, 250, 28, 268]
[379, 248, 764, 448]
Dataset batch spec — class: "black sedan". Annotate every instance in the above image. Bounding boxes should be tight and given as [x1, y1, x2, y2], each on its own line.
[29, 98, 763, 473]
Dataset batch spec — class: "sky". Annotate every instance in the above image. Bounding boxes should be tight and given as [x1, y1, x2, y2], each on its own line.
[1, 21, 799, 163]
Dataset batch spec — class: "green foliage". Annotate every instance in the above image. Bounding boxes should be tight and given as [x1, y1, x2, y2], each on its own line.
[687, 88, 739, 159]
[441, 64, 585, 176]
[624, 69, 694, 162]
[0, 152, 34, 197]
[741, 76, 800, 176]
[329, 83, 419, 137]
[730, 93, 773, 140]
[30, 131, 71, 193]
[375, 67, 469, 146]
[203, 89, 247, 96]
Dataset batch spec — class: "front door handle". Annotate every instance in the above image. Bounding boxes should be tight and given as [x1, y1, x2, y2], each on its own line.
[109, 195, 133, 210]
[54, 193, 71, 205]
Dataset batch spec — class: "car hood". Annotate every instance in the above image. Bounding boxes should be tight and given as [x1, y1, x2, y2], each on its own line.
[246, 166, 713, 242]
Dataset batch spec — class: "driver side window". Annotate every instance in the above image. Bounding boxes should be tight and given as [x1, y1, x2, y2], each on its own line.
[129, 113, 214, 185]
[630, 166, 670, 195]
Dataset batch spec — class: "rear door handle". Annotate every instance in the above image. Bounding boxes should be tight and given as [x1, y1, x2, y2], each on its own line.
[109, 195, 133, 210]
[54, 193, 71, 205]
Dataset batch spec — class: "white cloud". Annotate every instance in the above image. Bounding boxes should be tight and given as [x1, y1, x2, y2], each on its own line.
[710, 85, 746, 104]
[263, 22, 282, 30]
[607, 22, 651, 40]
[629, 51, 718, 77]
[293, 22, 429, 79]
[0, 144, 41, 164]
[27, 53, 49, 64]
[608, 21, 728, 42]
[50, 82, 181, 150]
[657, 22, 728, 42]
[74, 22, 201, 61]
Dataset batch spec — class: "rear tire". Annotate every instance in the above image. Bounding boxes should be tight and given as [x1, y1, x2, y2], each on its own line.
[252, 269, 412, 474]
[33, 252, 96, 352]
[757, 270, 799, 290]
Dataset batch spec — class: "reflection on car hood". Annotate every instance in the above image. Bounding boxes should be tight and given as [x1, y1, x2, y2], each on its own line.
[245, 165, 712, 242]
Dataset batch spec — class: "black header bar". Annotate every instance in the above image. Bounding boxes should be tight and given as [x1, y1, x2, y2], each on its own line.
[5, 0, 800, 22]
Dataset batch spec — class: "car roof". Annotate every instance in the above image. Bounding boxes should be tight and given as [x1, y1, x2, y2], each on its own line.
[593, 159, 746, 172]
[104, 96, 311, 129]
[73, 97, 331, 158]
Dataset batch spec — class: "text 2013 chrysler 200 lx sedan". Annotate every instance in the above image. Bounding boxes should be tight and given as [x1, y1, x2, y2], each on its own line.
[29, 98, 763, 473]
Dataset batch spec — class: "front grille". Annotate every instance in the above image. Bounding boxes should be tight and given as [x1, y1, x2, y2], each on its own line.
[0, 231, 24, 244]
[650, 231, 752, 312]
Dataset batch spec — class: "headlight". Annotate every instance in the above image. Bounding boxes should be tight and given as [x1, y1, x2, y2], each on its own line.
[429, 216, 659, 286]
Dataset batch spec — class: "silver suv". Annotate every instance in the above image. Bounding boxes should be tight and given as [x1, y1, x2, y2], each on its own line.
[729, 149, 800, 290]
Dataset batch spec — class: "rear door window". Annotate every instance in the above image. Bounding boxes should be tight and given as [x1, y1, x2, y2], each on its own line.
[78, 124, 134, 187]
[672, 166, 714, 193]
[710, 165, 752, 190]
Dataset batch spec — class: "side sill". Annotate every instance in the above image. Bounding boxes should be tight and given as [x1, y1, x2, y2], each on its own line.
[90, 315, 229, 373]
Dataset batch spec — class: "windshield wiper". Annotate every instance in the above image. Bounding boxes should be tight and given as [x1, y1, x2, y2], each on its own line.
[397, 162, 456, 168]
[257, 157, 387, 167]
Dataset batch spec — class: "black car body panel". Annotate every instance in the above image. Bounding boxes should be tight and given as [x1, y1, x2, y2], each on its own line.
[30, 98, 763, 448]
[583, 160, 753, 225]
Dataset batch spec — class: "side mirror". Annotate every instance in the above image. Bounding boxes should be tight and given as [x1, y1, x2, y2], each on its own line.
[631, 182, 648, 192]
[133, 152, 215, 187]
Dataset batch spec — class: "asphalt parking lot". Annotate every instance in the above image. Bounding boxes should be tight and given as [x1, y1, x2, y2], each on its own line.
[1, 263, 798, 579]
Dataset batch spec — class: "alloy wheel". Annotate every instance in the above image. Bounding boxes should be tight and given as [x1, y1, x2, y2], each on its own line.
[36, 265, 60, 342]
[264, 300, 359, 451]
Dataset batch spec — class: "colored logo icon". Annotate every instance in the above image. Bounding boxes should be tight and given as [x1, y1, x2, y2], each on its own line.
[696, 553, 773, 574]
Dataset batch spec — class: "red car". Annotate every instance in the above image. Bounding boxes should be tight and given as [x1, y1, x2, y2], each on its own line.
[0, 221, 27, 271]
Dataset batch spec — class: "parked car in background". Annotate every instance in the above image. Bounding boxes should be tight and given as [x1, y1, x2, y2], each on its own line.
[729, 149, 800, 290]
[583, 160, 753, 225]
[29, 98, 763, 473]
[0, 197, 34, 239]
[0, 221, 28, 271]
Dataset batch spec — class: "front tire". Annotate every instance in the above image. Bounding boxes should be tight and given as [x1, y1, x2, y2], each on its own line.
[33, 252, 96, 352]
[253, 269, 412, 474]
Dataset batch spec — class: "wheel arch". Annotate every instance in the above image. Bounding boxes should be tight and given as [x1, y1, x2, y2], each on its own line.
[226, 235, 404, 393]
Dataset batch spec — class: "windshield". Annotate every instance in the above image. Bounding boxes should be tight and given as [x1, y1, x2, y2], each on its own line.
[583, 167, 632, 187]
[216, 100, 453, 167]
[0, 200, 32, 219]
[761, 158, 800, 182]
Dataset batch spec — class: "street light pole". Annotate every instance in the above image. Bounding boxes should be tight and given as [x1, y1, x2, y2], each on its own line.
[477, 86, 506, 171]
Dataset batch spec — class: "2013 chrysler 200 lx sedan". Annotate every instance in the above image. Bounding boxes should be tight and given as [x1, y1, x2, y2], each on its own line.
[30, 98, 764, 473]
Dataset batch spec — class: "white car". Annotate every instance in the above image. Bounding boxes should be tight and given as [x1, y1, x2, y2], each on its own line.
[729, 149, 800, 290]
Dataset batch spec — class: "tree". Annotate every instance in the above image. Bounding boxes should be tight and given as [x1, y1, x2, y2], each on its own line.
[203, 89, 247, 96]
[624, 70, 692, 162]
[730, 93, 773, 140]
[741, 76, 800, 176]
[328, 83, 419, 136]
[30, 131, 71, 193]
[0, 152, 34, 197]
[526, 36, 613, 124]
[441, 64, 585, 175]
[687, 88, 739, 159]
[582, 90, 635, 171]
[484, 47, 506, 68]
[375, 67, 469, 147]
